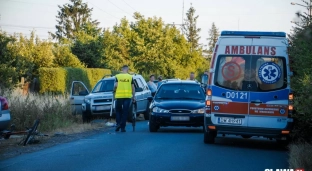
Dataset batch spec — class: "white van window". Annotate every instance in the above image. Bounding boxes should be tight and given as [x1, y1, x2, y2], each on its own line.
[214, 56, 286, 92]
[256, 57, 286, 91]
[215, 56, 246, 91]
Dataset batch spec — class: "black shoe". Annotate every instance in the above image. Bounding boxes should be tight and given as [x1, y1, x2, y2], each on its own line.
[121, 129, 126, 132]
[115, 125, 121, 132]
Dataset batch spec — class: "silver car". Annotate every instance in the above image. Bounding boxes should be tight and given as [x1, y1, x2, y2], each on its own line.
[70, 74, 152, 123]
[0, 96, 11, 131]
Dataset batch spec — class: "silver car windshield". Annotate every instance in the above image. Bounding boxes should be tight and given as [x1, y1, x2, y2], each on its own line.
[92, 80, 115, 93]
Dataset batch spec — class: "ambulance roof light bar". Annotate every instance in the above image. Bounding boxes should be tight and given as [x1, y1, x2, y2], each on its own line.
[220, 31, 286, 37]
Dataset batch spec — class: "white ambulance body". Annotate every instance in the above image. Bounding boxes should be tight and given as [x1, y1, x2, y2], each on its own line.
[203, 31, 294, 144]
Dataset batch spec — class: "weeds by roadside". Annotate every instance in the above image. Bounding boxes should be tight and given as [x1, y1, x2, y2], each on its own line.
[289, 142, 312, 170]
[4, 91, 80, 133]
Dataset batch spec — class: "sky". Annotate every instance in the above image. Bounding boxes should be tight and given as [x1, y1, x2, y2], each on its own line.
[0, 0, 308, 45]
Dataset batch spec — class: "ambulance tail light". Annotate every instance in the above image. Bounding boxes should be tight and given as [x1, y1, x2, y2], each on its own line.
[288, 93, 294, 116]
[288, 105, 293, 111]
[206, 100, 211, 106]
[205, 89, 212, 114]
[288, 93, 293, 100]
[282, 130, 290, 134]
[206, 89, 212, 96]
[205, 100, 211, 114]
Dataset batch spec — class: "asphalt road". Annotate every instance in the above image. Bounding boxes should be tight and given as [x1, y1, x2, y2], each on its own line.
[0, 120, 289, 171]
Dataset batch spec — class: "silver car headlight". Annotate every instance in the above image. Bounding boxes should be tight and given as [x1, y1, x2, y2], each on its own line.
[152, 107, 169, 113]
[191, 108, 205, 114]
[84, 98, 91, 104]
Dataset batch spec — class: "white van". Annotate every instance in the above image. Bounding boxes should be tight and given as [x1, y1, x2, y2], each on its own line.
[203, 31, 294, 144]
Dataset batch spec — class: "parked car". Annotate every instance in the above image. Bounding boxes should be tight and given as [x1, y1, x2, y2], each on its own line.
[70, 74, 152, 123]
[156, 78, 180, 89]
[0, 96, 11, 131]
[147, 80, 206, 132]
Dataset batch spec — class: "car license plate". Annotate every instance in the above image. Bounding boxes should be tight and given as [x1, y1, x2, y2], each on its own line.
[218, 117, 242, 125]
[95, 105, 111, 111]
[171, 116, 190, 121]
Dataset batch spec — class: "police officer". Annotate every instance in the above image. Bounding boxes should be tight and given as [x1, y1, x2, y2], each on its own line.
[113, 65, 136, 132]
[147, 75, 157, 97]
[188, 72, 197, 81]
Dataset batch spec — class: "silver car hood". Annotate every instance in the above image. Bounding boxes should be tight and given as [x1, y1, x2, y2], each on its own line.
[84, 92, 113, 99]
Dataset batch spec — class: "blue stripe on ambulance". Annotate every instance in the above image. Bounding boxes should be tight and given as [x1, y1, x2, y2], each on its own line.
[211, 86, 288, 103]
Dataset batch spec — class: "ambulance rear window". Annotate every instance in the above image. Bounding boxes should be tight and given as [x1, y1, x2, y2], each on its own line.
[214, 55, 287, 92]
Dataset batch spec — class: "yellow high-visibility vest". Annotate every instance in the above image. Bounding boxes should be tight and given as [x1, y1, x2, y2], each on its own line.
[115, 74, 133, 98]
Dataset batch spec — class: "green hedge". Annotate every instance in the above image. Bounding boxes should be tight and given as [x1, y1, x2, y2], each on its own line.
[39, 67, 111, 94]
[39, 68, 67, 94]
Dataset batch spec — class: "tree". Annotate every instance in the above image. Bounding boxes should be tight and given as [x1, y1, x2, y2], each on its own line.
[8, 31, 55, 80]
[101, 18, 133, 71]
[0, 31, 19, 93]
[0, 31, 55, 92]
[207, 22, 219, 57]
[71, 35, 104, 68]
[50, 0, 101, 41]
[53, 44, 84, 68]
[70, 15, 105, 68]
[129, 13, 165, 76]
[182, 5, 201, 52]
[127, 12, 207, 79]
[287, 3, 312, 142]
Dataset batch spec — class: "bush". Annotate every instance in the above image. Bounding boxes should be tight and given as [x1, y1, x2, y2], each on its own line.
[39, 67, 111, 94]
[39, 68, 66, 94]
[289, 142, 312, 170]
[5, 91, 80, 132]
[291, 115, 312, 142]
[85, 68, 111, 89]
[64, 67, 91, 92]
[287, 11, 312, 143]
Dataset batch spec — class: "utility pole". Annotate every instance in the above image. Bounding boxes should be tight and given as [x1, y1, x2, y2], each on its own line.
[309, 0, 312, 22]
[182, 0, 184, 24]
[182, 0, 184, 34]
[167, 22, 185, 34]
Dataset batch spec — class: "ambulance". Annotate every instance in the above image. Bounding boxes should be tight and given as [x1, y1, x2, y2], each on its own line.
[203, 31, 294, 144]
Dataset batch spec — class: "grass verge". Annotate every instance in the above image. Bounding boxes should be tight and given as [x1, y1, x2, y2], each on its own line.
[4, 91, 80, 133]
[3, 90, 115, 135]
[288, 142, 312, 170]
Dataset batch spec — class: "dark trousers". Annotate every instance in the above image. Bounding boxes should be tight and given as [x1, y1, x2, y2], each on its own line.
[115, 98, 131, 129]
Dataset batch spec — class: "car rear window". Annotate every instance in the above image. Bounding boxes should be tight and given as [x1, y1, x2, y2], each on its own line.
[156, 84, 205, 100]
[92, 80, 115, 93]
[214, 55, 287, 92]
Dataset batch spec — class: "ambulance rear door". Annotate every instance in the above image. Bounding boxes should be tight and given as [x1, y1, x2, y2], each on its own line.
[247, 37, 289, 129]
[210, 37, 252, 128]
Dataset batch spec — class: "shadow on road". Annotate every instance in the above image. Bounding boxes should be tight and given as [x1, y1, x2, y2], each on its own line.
[157, 127, 204, 134]
[156, 127, 288, 151]
[212, 135, 289, 151]
[128, 119, 288, 151]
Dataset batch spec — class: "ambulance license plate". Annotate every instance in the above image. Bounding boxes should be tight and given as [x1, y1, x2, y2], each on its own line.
[218, 117, 242, 125]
